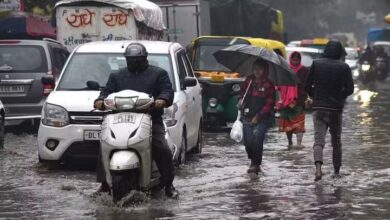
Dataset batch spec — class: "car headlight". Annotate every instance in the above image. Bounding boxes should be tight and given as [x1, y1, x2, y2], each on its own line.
[42, 103, 69, 127]
[232, 84, 241, 92]
[163, 103, 178, 127]
[362, 64, 370, 71]
[209, 98, 218, 107]
[353, 69, 359, 77]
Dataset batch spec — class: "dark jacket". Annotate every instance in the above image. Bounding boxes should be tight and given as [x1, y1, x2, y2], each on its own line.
[97, 65, 174, 122]
[296, 66, 310, 107]
[305, 41, 354, 111]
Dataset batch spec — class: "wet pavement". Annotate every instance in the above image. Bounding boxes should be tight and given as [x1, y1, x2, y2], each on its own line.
[1, 82, 390, 219]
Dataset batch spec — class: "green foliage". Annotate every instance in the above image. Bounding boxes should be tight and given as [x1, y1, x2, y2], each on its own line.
[23, 0, 60, 16]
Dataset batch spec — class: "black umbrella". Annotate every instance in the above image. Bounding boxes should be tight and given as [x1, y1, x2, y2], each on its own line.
[213, 44, 298, 85]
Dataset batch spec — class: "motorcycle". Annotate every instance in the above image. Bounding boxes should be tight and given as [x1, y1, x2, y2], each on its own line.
[98, 90, 177, 203]
[358, 60, 376, 84]
[375, 56, 388, 81]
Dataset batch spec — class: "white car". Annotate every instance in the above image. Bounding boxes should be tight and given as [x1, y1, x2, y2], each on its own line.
[345, 47, 359, 70]
[286, 46, 323, 67]
[38, 40, 203, 165]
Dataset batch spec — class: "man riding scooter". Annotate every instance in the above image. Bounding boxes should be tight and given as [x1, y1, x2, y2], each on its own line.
[93, 42, 178, 198]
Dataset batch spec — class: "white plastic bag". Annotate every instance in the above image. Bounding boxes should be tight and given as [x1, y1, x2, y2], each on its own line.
[230, 111, 243, 143]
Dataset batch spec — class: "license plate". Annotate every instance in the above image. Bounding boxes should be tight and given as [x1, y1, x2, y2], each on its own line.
[84, 130, 101, 140]
[0, 85, 25, 93]
[113, 114, 136, 124]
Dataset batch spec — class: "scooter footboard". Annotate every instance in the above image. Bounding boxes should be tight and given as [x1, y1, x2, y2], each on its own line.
[110, 151, 140, 171]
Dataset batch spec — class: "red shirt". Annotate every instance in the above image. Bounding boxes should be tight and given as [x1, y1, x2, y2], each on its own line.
[241, 74, 275, 118]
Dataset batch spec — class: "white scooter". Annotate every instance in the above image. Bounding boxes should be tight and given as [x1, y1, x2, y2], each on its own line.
[99, 90, 177, 203]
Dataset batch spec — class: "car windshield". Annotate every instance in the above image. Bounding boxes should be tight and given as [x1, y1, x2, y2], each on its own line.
[57, 53, 175, 91]
[193, 45, 232, 72]
[0, 45, 48, 73]
[345, 48, 359, 60]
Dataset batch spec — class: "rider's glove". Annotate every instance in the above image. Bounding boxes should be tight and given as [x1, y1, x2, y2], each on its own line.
[94, 99, 105, 110]
[155, 99, 167, 109]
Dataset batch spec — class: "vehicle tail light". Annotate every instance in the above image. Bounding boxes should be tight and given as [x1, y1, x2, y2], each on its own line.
[43, 71, 55, 96]
[43, 83, 53, 96]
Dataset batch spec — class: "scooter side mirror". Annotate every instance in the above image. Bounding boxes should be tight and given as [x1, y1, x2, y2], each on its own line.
[86, 81, 100, 90]
[184, 77, 197, 87]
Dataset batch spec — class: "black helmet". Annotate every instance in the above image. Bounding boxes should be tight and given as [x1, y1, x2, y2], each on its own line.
[124, 43, 148, 58]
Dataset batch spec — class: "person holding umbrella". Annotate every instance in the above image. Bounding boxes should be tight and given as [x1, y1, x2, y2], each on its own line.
[214, 44, 298, 174]
[238, 59, 275, 174]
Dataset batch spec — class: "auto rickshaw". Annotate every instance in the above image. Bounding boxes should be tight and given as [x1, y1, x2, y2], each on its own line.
[189, 36, 286, 130]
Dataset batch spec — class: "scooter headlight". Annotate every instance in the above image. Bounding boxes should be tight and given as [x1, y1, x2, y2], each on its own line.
[362, 64, 371, 71]
[114, 97, 137, 110]
[209, 98, 218, 107]
[232, 84, 241, 92]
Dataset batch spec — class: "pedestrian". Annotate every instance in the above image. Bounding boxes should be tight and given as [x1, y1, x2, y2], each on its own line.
[305, 40, 354, 181]
[93, 42, 178, 198]
[238, 59, 275, 174]
[277, 51, 310, 148]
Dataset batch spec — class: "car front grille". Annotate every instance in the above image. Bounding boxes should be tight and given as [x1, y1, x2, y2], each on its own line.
[68, 111, 105, 125]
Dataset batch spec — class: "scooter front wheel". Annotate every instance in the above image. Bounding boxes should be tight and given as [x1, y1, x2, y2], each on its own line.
[112, 170, 139, 203]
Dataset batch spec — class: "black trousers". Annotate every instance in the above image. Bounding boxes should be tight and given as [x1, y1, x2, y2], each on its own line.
[96, 121, 175, 187]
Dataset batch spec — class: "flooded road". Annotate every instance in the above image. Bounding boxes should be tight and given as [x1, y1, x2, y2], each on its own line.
[1, 82, 390, 219]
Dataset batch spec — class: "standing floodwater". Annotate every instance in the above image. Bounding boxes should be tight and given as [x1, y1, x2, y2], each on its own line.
[0, 83, 390, 219]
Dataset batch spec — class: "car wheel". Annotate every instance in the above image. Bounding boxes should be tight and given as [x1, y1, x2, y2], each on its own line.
[0, 114, 4, 148]
[193, 122, 203, 154]
[178, 130, 187, 165]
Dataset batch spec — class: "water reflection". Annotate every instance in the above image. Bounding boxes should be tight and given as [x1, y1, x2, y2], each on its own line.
[312, 185, 346, 219]
[353, 89, 378, 107]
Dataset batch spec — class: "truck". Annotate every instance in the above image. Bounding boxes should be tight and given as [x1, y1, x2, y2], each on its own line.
[52, 0, 166, 51]
[153, 0, 284, 47]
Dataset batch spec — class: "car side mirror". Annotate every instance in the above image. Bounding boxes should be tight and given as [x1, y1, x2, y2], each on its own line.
[184, 77, 197, 87]
[86, 81, 100, 90]
[41, 76, 55, 86]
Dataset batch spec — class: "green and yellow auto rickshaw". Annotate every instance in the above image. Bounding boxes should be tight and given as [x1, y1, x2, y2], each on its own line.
[189, 36, 286, 130]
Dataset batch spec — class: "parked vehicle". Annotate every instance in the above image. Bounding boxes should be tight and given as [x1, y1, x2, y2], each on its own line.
[286, 46, 322, 67]
[189, 36, 285, 130]
[52, 0, 165, 52]
[38, 40, 202, 165]
[0, 39, 69, 126]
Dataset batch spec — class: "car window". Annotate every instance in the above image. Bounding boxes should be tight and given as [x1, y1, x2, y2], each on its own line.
[51, 48, 65, 72]
[182, 53, 195, 77]
[57, 53, 175, 91]
[176, 51, 187, 90]
[0, 45, 48, 73]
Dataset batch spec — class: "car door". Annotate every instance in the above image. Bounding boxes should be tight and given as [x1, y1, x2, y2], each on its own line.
[177, 50, 199, 149]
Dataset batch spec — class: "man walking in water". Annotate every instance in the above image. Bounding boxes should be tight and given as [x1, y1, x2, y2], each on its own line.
[305, 40, 354, 181]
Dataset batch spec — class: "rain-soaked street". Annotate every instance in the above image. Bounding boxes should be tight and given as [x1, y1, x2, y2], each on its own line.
[1, 82, 390, 219]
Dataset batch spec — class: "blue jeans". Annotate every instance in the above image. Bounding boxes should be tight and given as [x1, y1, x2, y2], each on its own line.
[242, 117, 273, 165]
